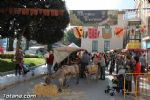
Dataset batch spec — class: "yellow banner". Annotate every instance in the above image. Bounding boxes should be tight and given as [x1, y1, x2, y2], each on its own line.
[127, 42, 141, 49]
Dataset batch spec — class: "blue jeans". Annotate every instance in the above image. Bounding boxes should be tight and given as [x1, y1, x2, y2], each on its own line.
[47, 64, 52, 75]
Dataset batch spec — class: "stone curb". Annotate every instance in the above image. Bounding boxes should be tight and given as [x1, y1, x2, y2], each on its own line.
[0, 64, 45, 76]
[0, 73, 47, 91]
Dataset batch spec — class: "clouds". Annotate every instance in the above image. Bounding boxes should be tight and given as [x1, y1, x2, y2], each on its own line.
[65, 0, 123, 10]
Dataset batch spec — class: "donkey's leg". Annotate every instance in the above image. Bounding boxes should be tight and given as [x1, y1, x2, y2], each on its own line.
[76, 73, 80, 84]
[58, 78, 64, 92]
[96, 67, 99, 82]
[63, 77, 70, 88]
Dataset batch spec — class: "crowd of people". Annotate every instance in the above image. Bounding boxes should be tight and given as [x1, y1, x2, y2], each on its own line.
[45, 49, 148, 79]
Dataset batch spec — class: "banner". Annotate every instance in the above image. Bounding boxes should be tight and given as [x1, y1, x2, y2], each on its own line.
[114, 27, 124, 37]
[88, 28, 100, 39]
[127, 42, 141, 49]
[70, 10, 118, 26]
[102, 27, 112, 39]
[73, 26, 84, 38]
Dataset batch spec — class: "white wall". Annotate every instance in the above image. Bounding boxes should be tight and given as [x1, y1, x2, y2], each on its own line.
[81, 13, 125, 52]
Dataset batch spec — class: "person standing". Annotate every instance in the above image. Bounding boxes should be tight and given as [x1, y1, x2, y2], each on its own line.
[140, 54, 146, 73]
[100, 54, 106, 80]
[80, 51, 90, 78]
[15, 47, 24, 76]
[133, 56, 141, 96]
[125, 55, 133, 93]
[46, 50, 54, 75]
[109, 55, 115, 75]
[92, 54, 99, 65]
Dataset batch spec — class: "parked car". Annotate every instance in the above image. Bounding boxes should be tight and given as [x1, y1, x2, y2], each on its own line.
[0, 46, 4, 54]
[25, 46, 45, 56]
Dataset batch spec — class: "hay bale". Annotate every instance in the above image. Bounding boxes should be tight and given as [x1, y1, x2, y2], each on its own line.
[34, 83, 58, 97]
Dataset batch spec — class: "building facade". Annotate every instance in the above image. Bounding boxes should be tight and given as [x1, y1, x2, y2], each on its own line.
[123, 18, 142, 49]
[81, 12, 125, 52]
[135, 0, 150, 49]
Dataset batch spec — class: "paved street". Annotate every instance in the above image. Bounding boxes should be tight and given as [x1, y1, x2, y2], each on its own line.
[0, 74, 142, 100]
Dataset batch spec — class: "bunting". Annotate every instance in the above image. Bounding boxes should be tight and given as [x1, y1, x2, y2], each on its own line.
[73, 26, 84, 39]
[83, 31, 88, 38]
[0, 8, 64, 16]
[88, 28, 100, 39]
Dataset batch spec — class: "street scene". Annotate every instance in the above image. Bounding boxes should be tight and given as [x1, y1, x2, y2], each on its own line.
[0, 0, 150, 100]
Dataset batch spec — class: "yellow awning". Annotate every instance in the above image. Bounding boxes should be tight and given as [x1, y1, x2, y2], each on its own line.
[126, 42, 141, 49]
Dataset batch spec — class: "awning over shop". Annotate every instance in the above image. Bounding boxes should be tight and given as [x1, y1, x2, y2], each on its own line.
[126, 42, 141, 49]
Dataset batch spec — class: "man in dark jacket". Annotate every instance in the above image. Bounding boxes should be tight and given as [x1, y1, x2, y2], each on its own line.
[80, 51, 90, 78]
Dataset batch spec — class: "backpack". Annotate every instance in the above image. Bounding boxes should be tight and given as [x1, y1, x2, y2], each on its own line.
[23, 64, 30, 74]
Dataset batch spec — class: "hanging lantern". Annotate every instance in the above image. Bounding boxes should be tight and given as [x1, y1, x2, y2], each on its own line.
[30, 8, 38, 16]
[114, 27, 124, 37]
[38, 9, 43, 15]
[22, 8, 29, 15]
[53, 10, 58, 16]
[14, 8, 22, 14]
[8, 8, 14, 15]
[59, 10, 64, 16]
[43, 9, 50, 16]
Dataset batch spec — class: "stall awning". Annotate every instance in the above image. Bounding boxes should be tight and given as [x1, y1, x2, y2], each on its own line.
[126, 42, 141, 49]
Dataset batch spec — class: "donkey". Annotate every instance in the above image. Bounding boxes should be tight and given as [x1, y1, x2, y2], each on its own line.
[45, 64, 80, 92]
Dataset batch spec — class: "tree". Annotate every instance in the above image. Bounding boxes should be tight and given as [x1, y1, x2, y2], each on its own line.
[0, 0, 69, 50]
[63, 29, 81, 47]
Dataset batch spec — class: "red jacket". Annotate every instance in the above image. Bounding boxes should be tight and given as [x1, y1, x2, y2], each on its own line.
[134, 62, 141, 78]
[46, 54, 54, 64]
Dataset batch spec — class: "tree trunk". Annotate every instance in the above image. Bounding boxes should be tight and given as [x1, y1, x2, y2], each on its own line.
[7, 37, 14, 51]
[16, 27, 26, 53]
[48, 44, 52, 51]
[25, 39, 29, 50]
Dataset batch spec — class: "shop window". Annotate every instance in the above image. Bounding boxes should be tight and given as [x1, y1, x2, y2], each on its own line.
[92, 40, 98, 52]
[104, 40, 110, 52]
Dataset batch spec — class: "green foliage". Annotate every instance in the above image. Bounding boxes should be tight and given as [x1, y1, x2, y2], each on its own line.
[0, 0, 70, 45]
[64, 29, 81, 47]
[0, 59, 15, 72]
[0, 54, 14, 59]
[0, 58, 45, 72]
[0, 54, 41, 59]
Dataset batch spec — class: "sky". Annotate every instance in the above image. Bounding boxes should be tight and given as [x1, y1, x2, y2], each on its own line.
[65, 0, 135, 10]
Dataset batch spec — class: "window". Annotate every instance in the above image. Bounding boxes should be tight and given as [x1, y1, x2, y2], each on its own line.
[104, 40, 110, 52]
[92, 40, 98, 52]
[135, 32, 140, 39]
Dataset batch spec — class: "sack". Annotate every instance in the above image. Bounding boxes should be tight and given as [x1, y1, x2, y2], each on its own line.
[23, 64, 30, 74]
